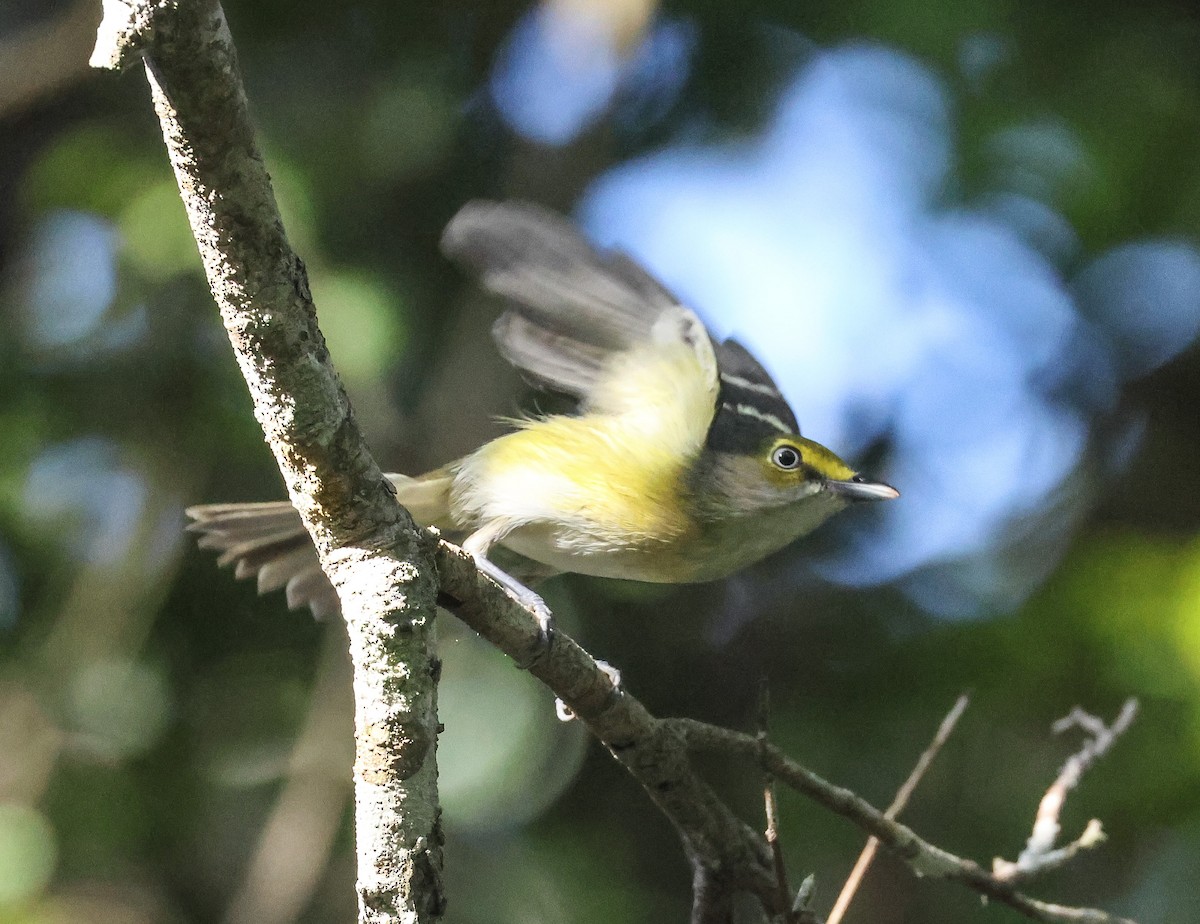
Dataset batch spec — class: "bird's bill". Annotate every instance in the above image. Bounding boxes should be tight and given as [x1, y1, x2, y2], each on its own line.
[828, 479, 900, 502]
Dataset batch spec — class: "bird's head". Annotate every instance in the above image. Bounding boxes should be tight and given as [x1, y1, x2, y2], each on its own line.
[690, 431, 898, 522]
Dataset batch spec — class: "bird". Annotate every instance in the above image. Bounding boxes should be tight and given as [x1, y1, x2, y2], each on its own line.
[186, 200, 898, 621]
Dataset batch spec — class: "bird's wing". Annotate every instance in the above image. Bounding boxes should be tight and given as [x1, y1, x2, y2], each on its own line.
[706, 338, 801, 452]
[441, 201, 721, 446]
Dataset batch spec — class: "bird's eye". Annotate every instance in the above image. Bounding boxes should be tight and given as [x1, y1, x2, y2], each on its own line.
[771, 445, 801, 470]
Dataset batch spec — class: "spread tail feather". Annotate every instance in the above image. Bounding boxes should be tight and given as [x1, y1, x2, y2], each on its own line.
[185, 501, 337, 619]
[186, 471, 454, 619]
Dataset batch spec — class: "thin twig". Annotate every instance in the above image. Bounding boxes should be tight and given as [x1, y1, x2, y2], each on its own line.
[827, 694, 970, 924]
[994, 700, 1138, 884]
[764, 779, 792, 918]
[670, 718, 1138, 924]
[757, 682, 794, 920]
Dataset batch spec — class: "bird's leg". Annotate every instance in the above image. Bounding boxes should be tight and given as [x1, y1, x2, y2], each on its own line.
[463, 522, 554, 668]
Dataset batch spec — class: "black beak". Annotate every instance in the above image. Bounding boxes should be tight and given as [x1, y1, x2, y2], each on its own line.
[828, 478, 900, 502]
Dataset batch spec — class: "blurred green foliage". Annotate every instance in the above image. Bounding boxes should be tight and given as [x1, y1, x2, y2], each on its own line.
[1, 1, 1200, 923]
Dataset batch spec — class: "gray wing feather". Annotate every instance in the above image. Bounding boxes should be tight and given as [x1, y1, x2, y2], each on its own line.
[490, 312, 608, 396]
[442, 200, 688, 402]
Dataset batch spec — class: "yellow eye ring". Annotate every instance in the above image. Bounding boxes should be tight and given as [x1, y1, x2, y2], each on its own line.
[771, 445, 802, 470]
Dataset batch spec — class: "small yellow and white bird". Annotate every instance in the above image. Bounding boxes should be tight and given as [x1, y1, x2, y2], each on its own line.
[187, 200, 897, 619]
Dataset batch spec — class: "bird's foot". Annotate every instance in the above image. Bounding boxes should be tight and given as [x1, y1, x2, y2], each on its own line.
[471, 553, 555, 669]
[556, 659, 622, 722]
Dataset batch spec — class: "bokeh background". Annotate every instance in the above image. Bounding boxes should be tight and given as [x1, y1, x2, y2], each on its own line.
[2, 0, 1200, 921]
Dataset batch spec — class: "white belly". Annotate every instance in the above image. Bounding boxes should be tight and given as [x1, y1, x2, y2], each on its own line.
[496, 489, 848, 584]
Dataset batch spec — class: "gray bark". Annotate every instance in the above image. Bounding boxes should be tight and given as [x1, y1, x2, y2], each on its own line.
[91, 2, 444, 920]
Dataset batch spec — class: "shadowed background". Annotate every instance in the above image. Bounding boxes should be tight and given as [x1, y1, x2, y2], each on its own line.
[2, 0, 1200, 921]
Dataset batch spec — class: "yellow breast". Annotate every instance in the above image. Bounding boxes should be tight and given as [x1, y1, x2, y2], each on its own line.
[449, 414, 697, 557]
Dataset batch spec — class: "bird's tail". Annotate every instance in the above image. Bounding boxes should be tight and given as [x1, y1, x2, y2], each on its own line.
[186, 471, 454, 619]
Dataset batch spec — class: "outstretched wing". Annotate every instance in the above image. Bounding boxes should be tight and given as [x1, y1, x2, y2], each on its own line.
[441, 201, 720, 447]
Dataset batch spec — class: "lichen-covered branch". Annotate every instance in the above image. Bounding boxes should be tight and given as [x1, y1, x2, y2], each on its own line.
[90, 3, 443, 921]
[434, 542, 778, 923]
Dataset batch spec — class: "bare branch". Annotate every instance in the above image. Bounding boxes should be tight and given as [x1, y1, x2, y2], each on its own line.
[994, 700, 1139, 885]
[434, 541, 780, 919]
[90, 3, 443, 921]
[763, 774, 791, 920]
[436, 535, 1136, 924]
[827, 694, 970, 924]
[674, 719, 1136, 924]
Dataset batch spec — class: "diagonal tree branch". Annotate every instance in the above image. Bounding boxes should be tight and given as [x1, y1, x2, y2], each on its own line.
[437, 546, 1137, 924]
[90, 2, 443, 921]
[434, 543, 777, 923]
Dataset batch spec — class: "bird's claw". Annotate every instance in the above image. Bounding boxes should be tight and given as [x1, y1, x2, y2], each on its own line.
[595, 659, 621, 688]
[512, 592, 555, 670]
[555, 658, 622, 722]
